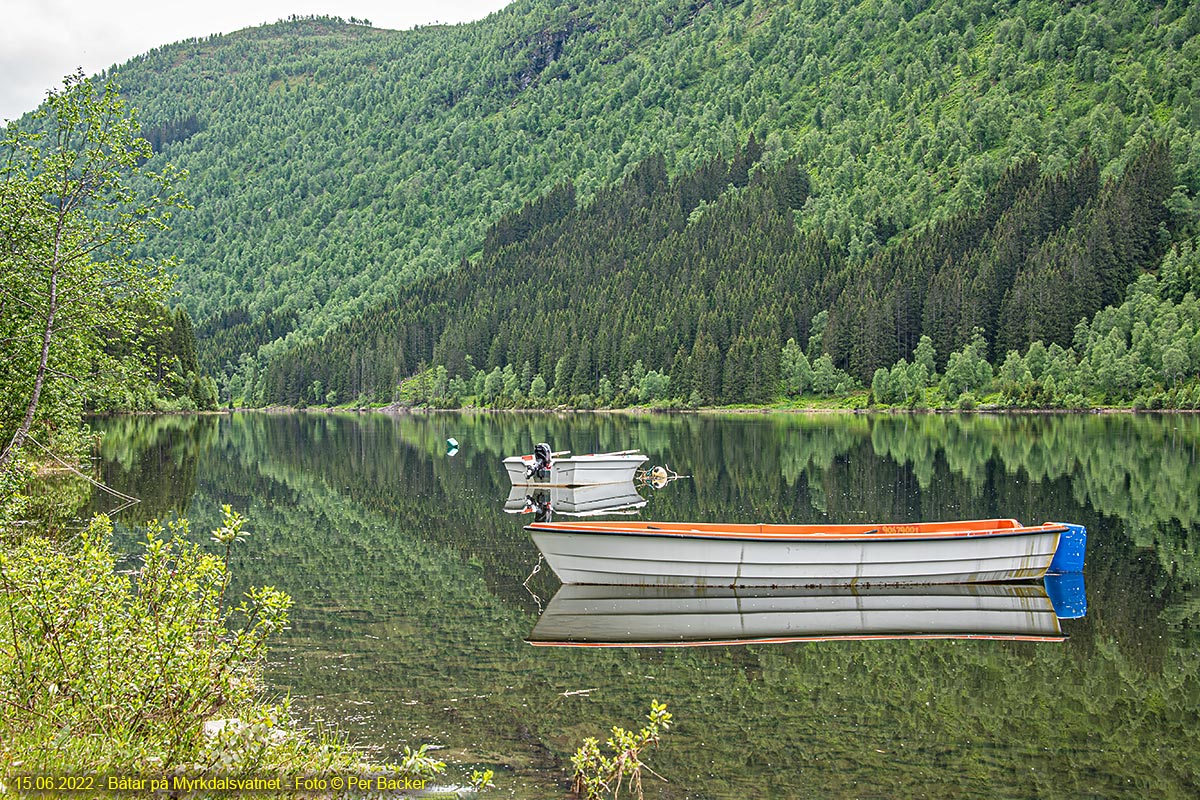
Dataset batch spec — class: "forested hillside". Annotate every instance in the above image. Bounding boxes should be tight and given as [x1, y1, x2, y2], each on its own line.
[259, 136, 1200, 409]
[44, 0, 1200, 402]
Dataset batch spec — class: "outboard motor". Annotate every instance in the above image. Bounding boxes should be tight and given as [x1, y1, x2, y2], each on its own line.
[525, 442, 553, 481]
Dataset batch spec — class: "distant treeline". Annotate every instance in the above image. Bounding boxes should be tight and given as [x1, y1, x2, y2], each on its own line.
[248, 136, 1197, 409]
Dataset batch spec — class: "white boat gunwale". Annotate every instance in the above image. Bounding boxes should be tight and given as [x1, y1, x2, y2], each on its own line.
[504, 450, 648, 487]
[508, 449, 640, 461]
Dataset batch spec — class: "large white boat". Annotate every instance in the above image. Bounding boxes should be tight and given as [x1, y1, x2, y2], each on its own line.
[526, 518, 1087, 588]
[527, 581, 1084, 647]
[503, 443, 648, 487]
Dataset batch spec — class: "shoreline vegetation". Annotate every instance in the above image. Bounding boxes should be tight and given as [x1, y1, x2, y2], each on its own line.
[242, 268, 1200, 418]
[172, 393, 1200, 416]
[0, 510, 479, 791]
[251, 400, 1200, 415]
[0, 74, 487, 795]
[153, 263, 1200, 418]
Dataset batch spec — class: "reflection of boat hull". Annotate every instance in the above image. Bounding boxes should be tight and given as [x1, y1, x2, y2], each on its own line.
[527, 519, 1086, 587]
[527, 583, 1073, 646]
[503, 452, 648, 487]
[504, 483, 646, 516]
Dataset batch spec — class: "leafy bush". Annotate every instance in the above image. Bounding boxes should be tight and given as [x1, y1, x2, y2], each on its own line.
[0, 511, 380, 777]
[571, 700, 673, 800]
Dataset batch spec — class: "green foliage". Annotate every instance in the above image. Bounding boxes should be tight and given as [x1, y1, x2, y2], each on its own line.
[939, 328, 993, 402]
[0, 505, 457, 782]
[634, 363, 672, 404]
[1160, 236, 1200, 303]
[397, 744, 446, 778]
[87, 305, 219, 413]
[0, 511, 298, 770]
[864, 263, 1200, 409]
[810, 353, 861, 396]
[0, 458, 34, 528]
[0, 70, 190, 473]
[48, 1, 1195, 403]
[257, 126, 1182, 410]
[470, 768, 496, 791]
[780, 338, 814, 396]
[572, 700, 673, 800]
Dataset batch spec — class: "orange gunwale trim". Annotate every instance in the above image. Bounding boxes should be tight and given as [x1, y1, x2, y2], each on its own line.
[525, 519, 1068, 542]
[527, 633, 1068, 647]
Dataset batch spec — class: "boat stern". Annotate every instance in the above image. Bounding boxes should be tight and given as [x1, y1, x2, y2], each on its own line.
[503, 456, 540, 485]
[1047, 523, 1087, 573]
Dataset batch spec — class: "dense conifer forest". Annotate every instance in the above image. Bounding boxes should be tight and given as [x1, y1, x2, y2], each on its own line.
[98, 304, 221, 412]
[28, 0, 1197, 407]
[259, 139, 1200, 409]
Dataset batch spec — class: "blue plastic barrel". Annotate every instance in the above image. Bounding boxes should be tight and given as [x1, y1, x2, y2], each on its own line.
[1047, 523, 1087, 573]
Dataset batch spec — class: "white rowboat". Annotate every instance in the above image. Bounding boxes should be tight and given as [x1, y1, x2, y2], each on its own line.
[526, 518, 1087, 587]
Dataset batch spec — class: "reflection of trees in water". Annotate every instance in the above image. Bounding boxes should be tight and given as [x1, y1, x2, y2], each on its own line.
[87, 410, 1200, 797]
[90, 413, 217, 520]
[869, 413, 1200, 597]
[870, 413, 1200, 534]
[93, 413, 1192, 673]
[92, 411, 1200, 601]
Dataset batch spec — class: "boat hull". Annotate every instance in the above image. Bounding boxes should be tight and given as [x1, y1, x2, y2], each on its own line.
[527, 583, 1068, 646]
[504, 453, 648, 487]
[528, 520, 1070, 587]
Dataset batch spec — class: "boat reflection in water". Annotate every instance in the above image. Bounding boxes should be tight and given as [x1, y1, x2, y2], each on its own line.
[504, 482, 647, 521]
[527, 576, 1087, 647]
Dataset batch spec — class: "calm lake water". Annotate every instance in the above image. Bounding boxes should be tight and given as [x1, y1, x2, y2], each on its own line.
[88, 411, 1200, 798]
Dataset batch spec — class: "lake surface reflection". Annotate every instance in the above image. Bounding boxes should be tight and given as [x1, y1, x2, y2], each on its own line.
[89, 411, 1200, 798]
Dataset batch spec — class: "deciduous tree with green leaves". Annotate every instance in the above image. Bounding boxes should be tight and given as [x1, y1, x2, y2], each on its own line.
[0, 70, 186, 477]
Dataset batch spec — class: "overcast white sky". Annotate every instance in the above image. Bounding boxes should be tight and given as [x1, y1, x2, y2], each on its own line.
[1, 1, 512, 124]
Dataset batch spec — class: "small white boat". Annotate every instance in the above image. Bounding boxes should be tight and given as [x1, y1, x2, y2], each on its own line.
[503, 443, 648, 487]
[526, 518, 1087, 587]
[504, 482, 647, 517]
[527, 582, 1082, 647]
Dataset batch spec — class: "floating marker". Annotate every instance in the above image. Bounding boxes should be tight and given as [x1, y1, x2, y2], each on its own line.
[446, 437, 460, 456]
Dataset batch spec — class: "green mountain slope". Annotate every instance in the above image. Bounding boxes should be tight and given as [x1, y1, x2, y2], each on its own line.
[258, 136, 1196, 408]
[73, 0, 1200, 391]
